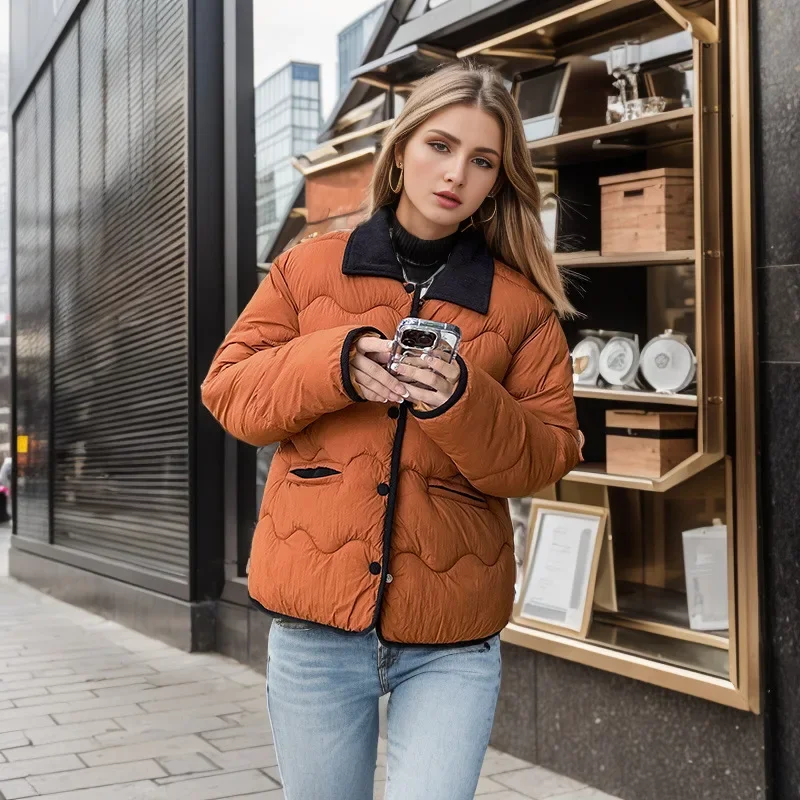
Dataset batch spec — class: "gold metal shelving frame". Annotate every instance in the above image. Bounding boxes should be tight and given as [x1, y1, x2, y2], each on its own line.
[481, 0, 759, 712]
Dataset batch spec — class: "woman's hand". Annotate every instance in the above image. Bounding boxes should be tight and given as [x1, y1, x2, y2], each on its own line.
[390, 354, 461, 411]
[349, 336, 411, 404]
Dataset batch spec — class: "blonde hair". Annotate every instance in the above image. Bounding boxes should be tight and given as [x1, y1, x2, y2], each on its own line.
[368, 60, 575, 317]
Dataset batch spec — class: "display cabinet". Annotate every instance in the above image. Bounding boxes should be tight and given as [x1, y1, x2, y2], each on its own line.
[462, 0, 759, 711]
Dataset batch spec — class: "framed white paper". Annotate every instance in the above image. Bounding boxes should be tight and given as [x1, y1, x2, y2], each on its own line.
[513, 500, 608, 638]
[682, 522, 729, 631]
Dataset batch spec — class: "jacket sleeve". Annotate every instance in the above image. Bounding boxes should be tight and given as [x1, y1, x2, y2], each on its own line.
[201, 257, 383, 447]
[411, 311, 581, 497]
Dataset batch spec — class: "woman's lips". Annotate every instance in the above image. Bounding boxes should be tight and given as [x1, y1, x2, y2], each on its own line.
[434, 192, 462, 209]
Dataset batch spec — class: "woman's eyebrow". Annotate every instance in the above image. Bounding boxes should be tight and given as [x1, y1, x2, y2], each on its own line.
[427, 128, 500, 159]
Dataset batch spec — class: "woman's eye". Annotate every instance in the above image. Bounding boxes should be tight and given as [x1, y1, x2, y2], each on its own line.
[429, 141, 449, 152]
[474, 157, 493, 169]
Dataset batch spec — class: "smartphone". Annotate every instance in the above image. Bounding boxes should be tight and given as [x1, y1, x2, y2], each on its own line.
[388, 318, 462, 388]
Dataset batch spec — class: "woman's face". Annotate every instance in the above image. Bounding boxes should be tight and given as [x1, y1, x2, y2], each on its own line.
[395, 103, 503, 238]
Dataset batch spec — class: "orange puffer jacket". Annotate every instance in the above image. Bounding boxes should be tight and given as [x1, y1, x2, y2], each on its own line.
[202, 207, 581, 646]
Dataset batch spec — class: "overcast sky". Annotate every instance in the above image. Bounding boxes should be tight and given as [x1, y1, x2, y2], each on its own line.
[252, 0, 383, 118]
[0, 0, 7, 56]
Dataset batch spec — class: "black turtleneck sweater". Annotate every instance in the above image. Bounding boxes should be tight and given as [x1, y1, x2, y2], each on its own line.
[390, 213, 459, 285]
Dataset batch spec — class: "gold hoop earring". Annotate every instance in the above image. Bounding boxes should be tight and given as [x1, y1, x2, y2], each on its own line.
[389, 163, 404, 194]
[470, 194, 497, 227]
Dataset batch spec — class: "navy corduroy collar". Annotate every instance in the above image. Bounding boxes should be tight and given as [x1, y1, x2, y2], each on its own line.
[341, 206, 494, 315]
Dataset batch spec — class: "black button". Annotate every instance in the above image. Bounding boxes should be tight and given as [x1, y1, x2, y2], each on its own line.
[369, 562, 381, 575]
[388, 406, 400, 419]
[377, 482, 390, 496]
[404, 283, 414, 293]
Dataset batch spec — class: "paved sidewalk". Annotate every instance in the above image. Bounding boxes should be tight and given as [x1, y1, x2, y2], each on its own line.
[0, 528, 618, 800]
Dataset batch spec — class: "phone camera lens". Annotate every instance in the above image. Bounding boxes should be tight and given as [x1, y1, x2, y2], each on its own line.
[402, 330, 435, 348]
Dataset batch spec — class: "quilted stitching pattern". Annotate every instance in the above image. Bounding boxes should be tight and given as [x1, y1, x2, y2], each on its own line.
[202, 230, 581, 644]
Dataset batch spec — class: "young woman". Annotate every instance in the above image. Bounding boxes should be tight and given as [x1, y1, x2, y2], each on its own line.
[202, 60, 582, 800]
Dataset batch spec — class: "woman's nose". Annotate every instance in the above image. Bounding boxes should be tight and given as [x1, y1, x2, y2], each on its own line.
[444, 158, 467, 186]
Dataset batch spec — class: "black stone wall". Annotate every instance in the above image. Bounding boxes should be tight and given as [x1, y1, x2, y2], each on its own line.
[753, 0, 800, 797]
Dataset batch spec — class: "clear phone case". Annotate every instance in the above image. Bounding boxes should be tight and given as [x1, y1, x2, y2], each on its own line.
[388, 318, 462, 388]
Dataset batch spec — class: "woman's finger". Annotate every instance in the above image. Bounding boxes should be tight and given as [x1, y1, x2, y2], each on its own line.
[355, 337, 392, 356]
[392, 363, 448, 394]
[366, 351, 391, 365]
[352, 354, 410, 398]
[352, 368, 407, 404]
[415, 354, 460, 382]
[403, 382, 441, 409]
[390, 354, 459, 383]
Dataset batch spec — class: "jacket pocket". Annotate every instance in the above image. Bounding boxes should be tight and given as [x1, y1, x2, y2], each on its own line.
[427, 481, 488, 509]
[286, 466, 343, 486]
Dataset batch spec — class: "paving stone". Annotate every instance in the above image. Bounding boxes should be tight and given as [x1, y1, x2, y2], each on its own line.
[493, 766, 586, 798]
[141, 768, 279, 799]
[218, 711, 268, 728]
[30, 668, 77, 679]
[25, 720, 121, 746]
[156, 753, 219, 777]
[0, 753, 84, 781]
[138, 685, 259, 714]
[481, 750, 536, 776]
[116, 711, 235, 737]
[13, 691, 97, 708]
[48, 677, 154, 695]
[475, 775, 509, 794]
[3, 739, 97, 763]
[14, 780, 162, 800]
[228, 670, 265, 687]
[27, 758, 166, 794]
[81, 734, 216, 767]
[202, 723, 272, 743]
[203, 744, 278, 771]
[0, 778, 37, 799]
[51, 703, 146, 725]
[0, 715, 54, 735]
[555, 790, 622, 800]
[139, 669, 223, 687]
[262, 764, 282, 785]
[203, 733, 271, 752]
[0, 733, 29, 750]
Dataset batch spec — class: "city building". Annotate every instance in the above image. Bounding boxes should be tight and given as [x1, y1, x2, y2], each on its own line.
[6, 1, 800, 798]
[337, 2, 385, 95]
[255, 61, 321, 259]
[0, 42, 10, 457]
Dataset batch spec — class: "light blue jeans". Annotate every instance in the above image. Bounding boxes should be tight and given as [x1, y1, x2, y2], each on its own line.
[266, 620, 502, 800]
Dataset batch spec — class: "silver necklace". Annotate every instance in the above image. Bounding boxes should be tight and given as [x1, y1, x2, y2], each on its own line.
[389, 227, 449, 288]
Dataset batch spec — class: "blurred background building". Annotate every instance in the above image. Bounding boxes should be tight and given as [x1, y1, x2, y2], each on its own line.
[0, 1, 9, 459]
[255, 61, 321, 259]
[337, 2, 384, 95]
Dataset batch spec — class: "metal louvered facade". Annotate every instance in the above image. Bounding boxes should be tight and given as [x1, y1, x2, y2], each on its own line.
[10, 0, 253, 648]
[13, 71, 52, 543]
[13, 0, 192, 585]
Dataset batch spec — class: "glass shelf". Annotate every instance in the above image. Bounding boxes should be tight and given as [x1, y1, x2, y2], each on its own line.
[562, 453, 723, 491]
[555, 250, 696, 268]
[574, 385, 698, 406]
[529, 107, 694, 166]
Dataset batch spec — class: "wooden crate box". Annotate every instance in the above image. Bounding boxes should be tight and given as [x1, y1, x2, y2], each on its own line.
[600, 168, 694, 253]
[606, 409, 697, 478]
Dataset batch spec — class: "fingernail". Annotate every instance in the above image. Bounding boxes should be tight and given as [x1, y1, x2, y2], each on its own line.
[383, 398, 388, 403]
[402, 390, 410, 398]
